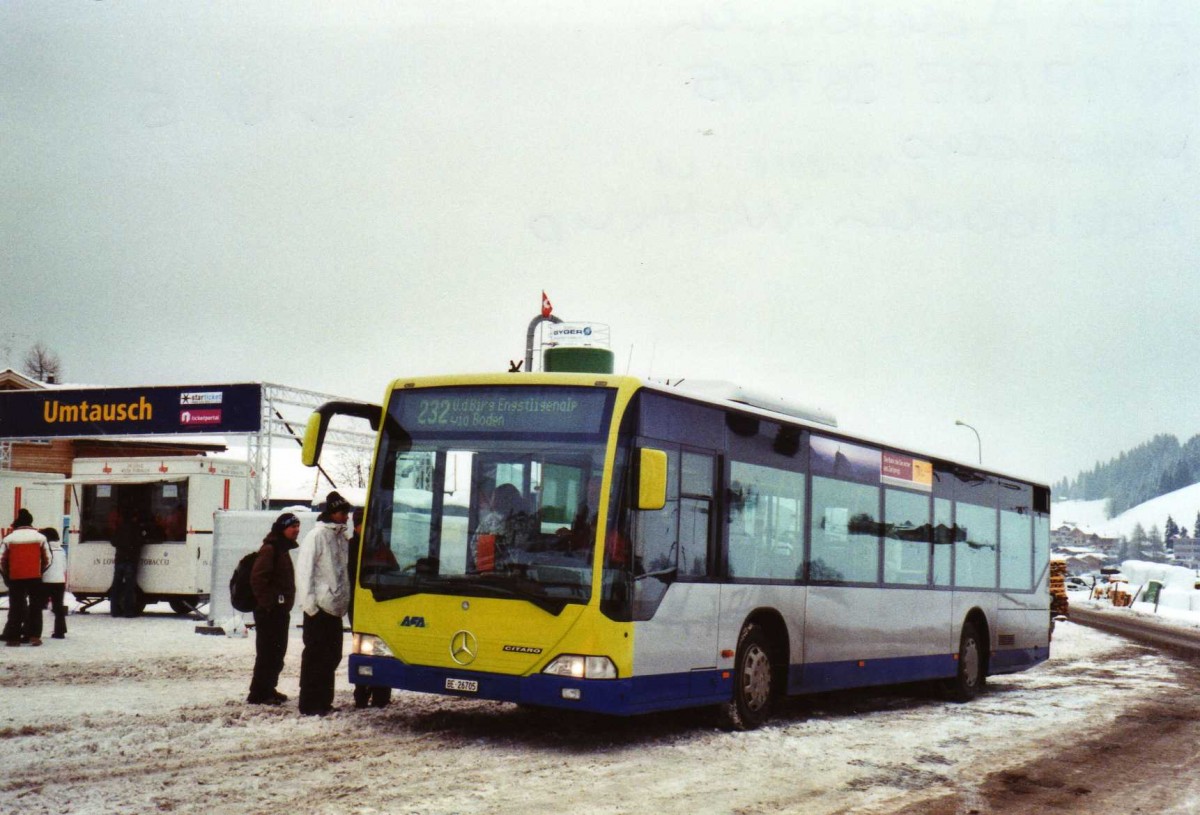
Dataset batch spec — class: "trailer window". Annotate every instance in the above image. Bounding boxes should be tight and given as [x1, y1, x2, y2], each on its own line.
[80, 482, 187, 543]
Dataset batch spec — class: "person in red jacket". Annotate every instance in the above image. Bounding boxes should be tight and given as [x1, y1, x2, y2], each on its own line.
[247, 512, 301, 705]
[1, 509, 51, 646]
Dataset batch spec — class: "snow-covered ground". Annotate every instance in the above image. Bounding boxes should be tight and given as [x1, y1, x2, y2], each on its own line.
[1, 599, 1197, 814]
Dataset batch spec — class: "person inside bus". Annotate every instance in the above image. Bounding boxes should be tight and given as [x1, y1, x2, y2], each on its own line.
[469, 483, 536, 571]
[554, 476, 602, 556]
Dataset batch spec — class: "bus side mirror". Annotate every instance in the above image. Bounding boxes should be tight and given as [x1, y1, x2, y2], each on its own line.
[301, 399, 385, 467]
[301, 412, 329, 467]
[637, 448, 667, 511]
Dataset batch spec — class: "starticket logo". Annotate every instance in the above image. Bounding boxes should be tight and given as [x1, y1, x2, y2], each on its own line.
[180, 391, 224, 406]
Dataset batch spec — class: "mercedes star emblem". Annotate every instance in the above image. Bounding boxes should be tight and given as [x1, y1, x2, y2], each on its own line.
[449, 630, 478, 665]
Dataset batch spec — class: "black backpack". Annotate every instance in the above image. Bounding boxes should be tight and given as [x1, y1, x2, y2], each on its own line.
[229, 551, 259, 613]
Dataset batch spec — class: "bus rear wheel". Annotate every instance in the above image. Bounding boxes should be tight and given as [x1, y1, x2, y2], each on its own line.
[943, 621, 985, 702]
[718, 623, 774, 731]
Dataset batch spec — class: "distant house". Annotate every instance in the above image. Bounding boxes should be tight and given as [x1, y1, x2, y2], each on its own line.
[1173, 536, 1200, 569]
[1051, 523, 1121, 556]
[1057, 549, 1104, 575]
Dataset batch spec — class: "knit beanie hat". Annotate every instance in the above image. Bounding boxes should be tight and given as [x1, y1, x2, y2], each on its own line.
[271, 512, 301, 535]
[13, 508, 33, 528]
[325, 491, 351, 514]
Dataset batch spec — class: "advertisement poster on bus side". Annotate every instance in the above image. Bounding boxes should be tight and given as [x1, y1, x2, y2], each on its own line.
[881, 451, 934, 492]
[811, 436, 933, 492]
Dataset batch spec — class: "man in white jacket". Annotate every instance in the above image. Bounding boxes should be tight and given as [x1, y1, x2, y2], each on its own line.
[296, 491, 352, 715]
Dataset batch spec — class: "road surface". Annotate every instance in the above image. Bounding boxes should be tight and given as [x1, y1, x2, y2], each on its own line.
[1, 611, 1198, 814]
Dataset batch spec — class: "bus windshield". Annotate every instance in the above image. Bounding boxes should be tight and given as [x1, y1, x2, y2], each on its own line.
[360, 386, 615, 613]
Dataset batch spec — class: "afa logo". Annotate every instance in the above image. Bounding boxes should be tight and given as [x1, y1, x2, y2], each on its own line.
[400, 616, 427, 628]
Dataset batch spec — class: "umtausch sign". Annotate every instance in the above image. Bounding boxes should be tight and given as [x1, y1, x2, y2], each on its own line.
[0, 383, 263, 439]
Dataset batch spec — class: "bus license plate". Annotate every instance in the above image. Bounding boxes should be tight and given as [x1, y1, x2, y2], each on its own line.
[445, 678, 478, 693]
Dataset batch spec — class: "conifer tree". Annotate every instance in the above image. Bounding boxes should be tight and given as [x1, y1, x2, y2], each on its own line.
[1129, 523, 1148, 561]
[1146, 525, 1167, 563]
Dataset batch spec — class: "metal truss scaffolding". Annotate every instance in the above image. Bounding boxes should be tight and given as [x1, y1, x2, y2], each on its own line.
[248, 383, 377, 508]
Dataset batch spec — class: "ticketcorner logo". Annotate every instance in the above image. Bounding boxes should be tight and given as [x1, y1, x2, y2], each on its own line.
[180, 409, 222, 426]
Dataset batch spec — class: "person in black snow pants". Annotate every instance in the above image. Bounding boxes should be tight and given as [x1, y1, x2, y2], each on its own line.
[247, 513, 301, 705]
[1, 510, 50, 646]
[296, 492, 351, 716]
[348, 507, 391, 709]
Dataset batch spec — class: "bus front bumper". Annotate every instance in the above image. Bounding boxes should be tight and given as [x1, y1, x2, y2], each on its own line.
[348, 654, 731, 716]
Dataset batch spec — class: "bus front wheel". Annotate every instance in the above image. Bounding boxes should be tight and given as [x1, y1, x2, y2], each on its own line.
[718, 623, 774, 731]
[944, 621, 985, 702]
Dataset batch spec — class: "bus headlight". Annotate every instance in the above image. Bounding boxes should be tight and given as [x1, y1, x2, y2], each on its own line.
[542, 654, 617, 680]
[353, 634, 394, 658]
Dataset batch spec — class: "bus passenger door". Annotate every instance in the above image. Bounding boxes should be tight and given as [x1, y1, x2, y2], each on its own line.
[630, 447, 721, 701]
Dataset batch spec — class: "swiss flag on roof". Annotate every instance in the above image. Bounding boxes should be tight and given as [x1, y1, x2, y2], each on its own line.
[541, 291, 553, 318]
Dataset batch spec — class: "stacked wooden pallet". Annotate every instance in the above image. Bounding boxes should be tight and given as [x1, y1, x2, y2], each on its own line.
[1050, 558, 1069, 616]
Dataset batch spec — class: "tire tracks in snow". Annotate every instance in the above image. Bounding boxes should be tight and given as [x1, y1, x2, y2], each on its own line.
[1, 721, 429, 795]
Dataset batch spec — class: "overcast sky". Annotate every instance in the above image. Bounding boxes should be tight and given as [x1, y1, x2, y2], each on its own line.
[2, 2, 1197, 486]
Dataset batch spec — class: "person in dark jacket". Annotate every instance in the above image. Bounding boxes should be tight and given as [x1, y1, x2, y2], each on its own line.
[110, 509, 150, 617]
[348, 507, 391, 709]
[247, 512, 301, 705]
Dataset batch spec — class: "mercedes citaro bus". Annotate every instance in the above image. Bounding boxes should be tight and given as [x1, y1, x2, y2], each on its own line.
[302, 373, 1049, 729]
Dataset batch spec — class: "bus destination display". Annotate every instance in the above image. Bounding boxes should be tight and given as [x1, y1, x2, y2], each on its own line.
[396, 387, 612, 437]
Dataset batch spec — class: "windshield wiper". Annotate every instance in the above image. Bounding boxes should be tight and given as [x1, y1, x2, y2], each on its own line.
[442, 574, 572, 615]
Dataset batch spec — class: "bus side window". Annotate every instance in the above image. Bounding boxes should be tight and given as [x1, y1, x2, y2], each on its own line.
[726, 460, 805, 581]
[678, 451, 714, 578]
[953, 469, 998, 589]
[883, 487, 931, 585]
[999, 481, 1034, 591]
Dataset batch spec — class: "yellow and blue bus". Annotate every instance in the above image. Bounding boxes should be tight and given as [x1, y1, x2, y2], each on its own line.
[303, 373, 1050, 729]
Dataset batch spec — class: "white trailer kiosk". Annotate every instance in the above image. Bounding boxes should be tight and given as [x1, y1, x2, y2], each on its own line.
[66, 456, 251, 614]
[1, 471, 67, 537]
[1, 471, 67, 599]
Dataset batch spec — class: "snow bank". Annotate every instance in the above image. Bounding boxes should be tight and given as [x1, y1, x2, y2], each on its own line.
[1119, 560, 1200, 612]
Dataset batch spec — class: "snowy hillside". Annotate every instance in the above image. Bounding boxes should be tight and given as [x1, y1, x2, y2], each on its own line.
[1050, 498, 1110, 531]
[1094, 482, 1200, 539]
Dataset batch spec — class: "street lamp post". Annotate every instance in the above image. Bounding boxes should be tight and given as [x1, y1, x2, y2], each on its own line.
[955, 420, 982, 465]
